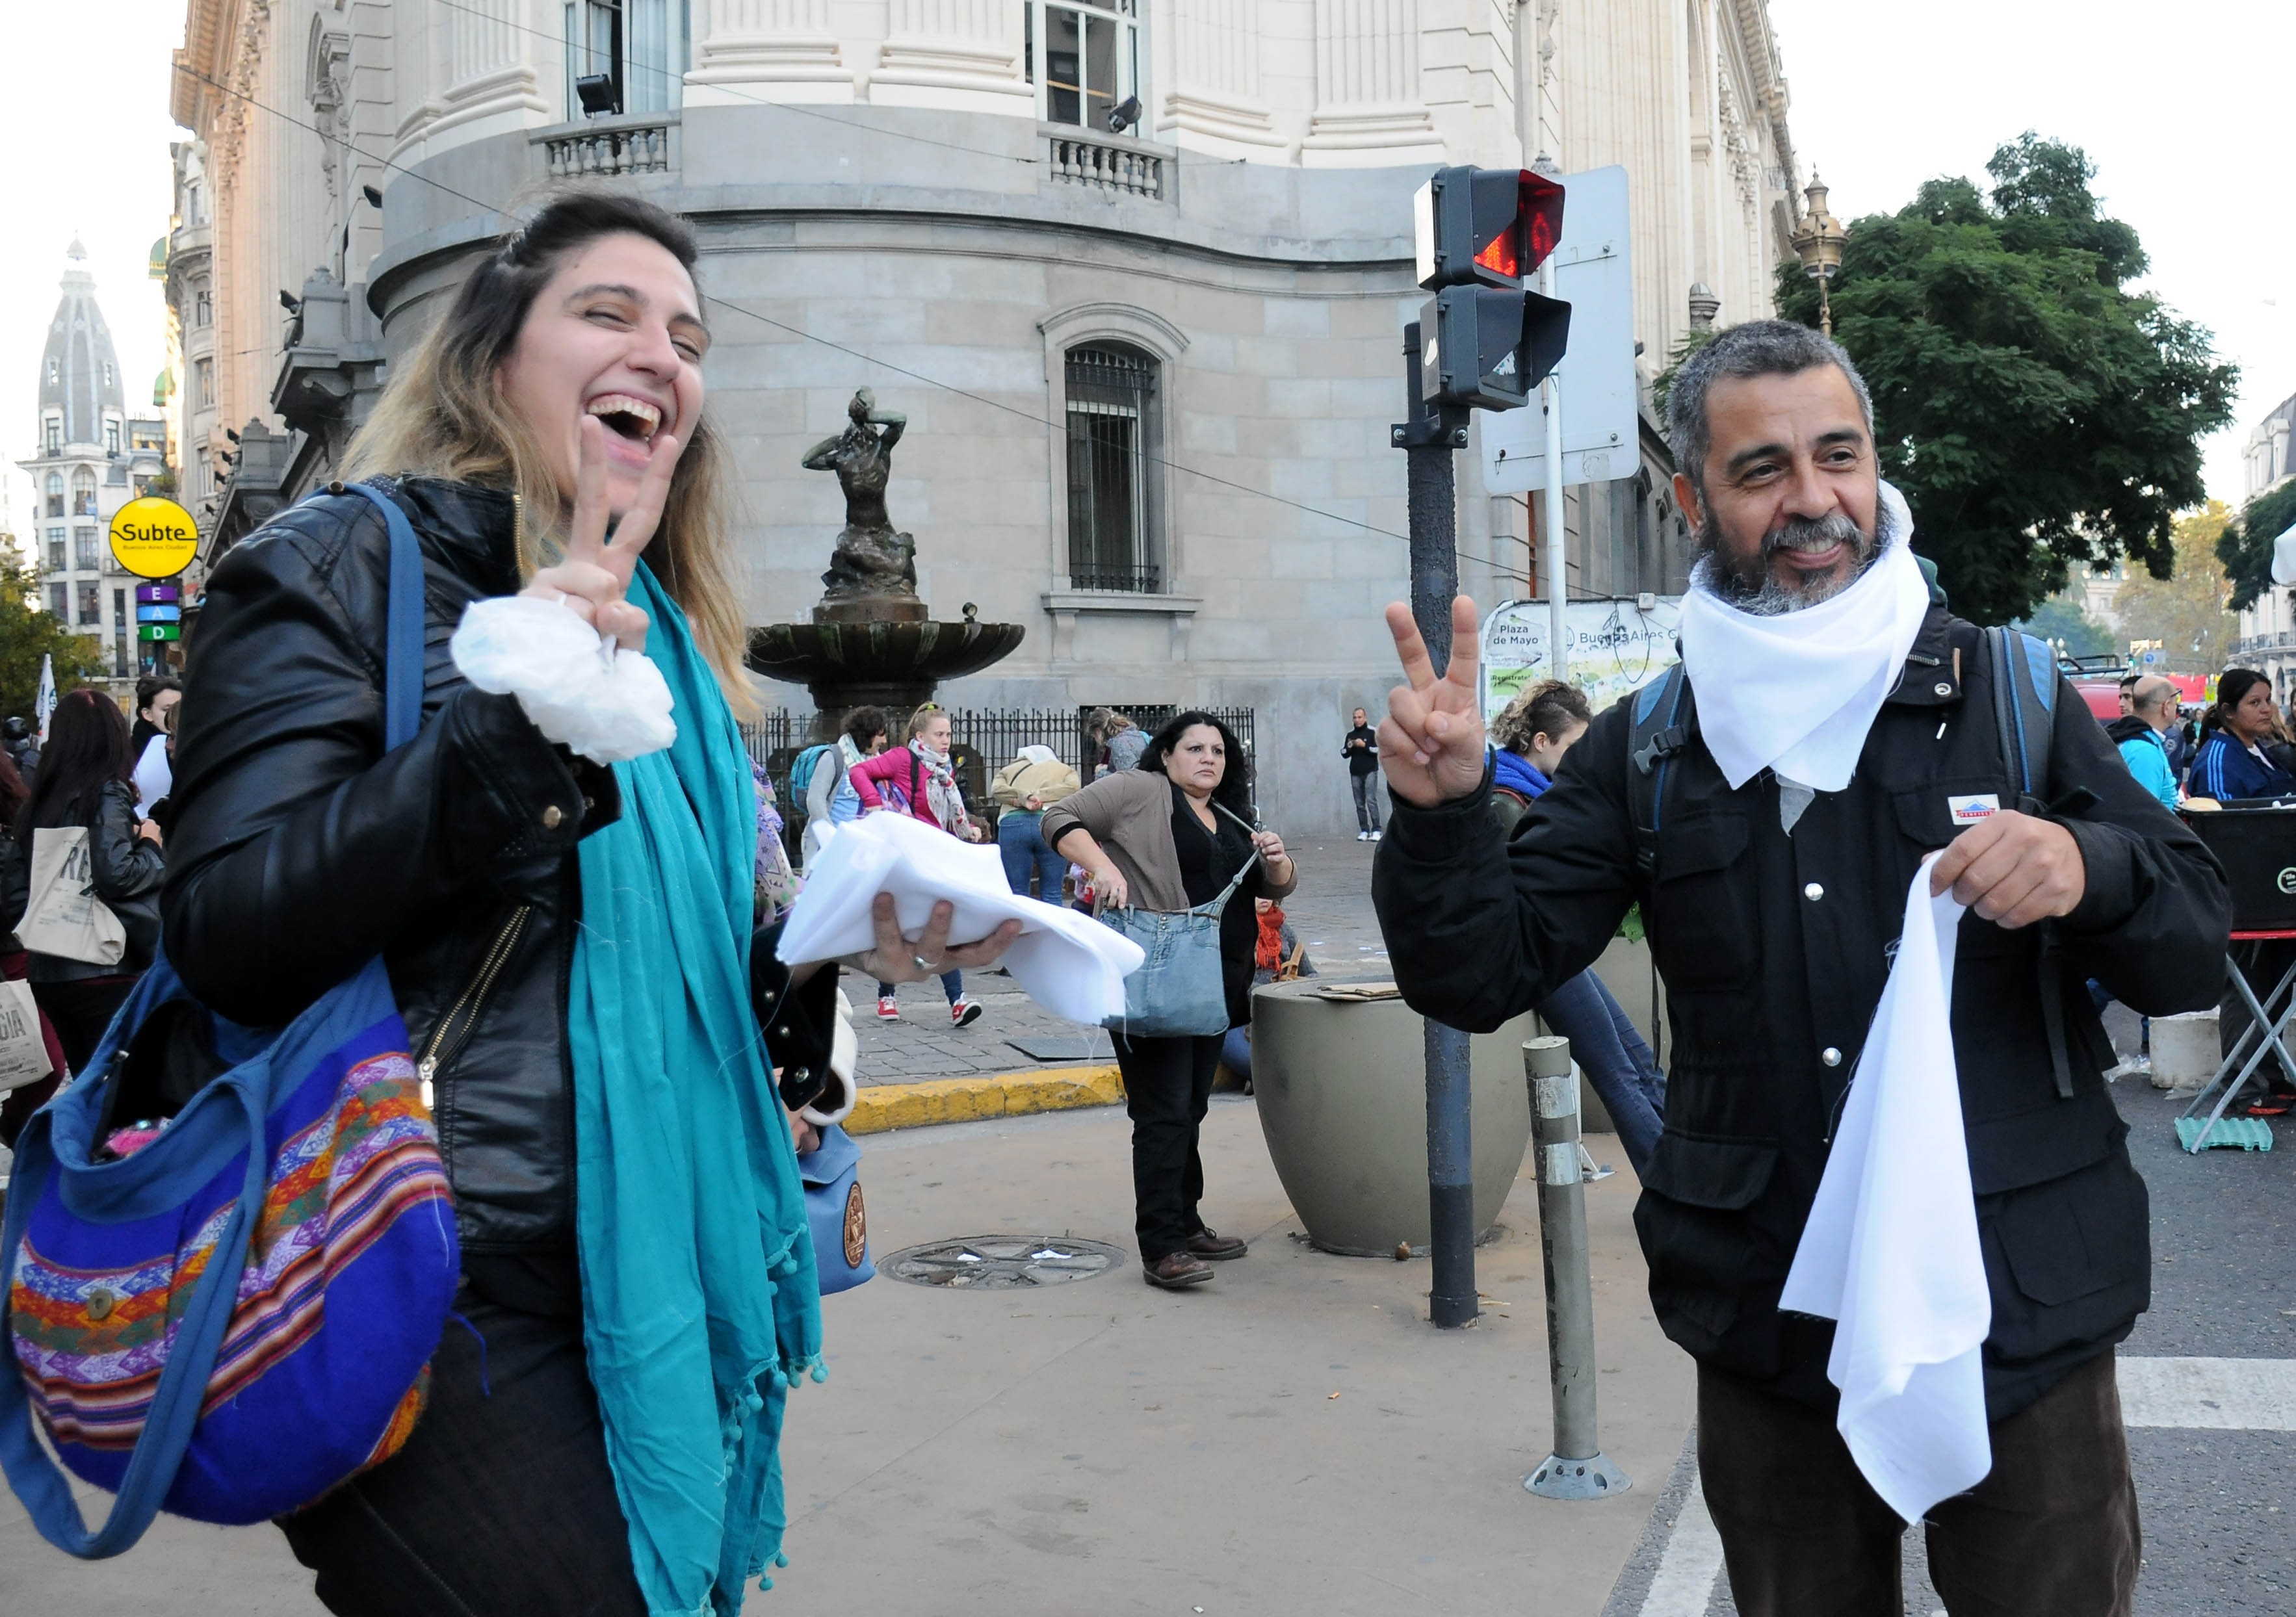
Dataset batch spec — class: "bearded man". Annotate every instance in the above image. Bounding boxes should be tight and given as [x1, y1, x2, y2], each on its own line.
[1370, 321, 2227, 1615]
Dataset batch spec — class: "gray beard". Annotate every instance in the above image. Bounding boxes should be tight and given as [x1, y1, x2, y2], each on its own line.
[1691, 505, 1887, 616]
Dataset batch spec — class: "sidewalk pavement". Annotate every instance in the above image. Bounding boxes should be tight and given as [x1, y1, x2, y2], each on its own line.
[849, 836, 1390, 1085]
[0, 1100, 1686, 1617]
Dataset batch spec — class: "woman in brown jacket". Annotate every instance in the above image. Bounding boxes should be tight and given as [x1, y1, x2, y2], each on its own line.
[1043, 712, 1296, 1288]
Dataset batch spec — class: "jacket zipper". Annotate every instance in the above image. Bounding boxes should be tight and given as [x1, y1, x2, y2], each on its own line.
[417, 905, 531, 1109]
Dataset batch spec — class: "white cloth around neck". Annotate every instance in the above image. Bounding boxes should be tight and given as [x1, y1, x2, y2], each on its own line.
[1779, 852, 1992, 1524]
[1678, 482, 1931, 792]
[775, 811, 1143, 1025]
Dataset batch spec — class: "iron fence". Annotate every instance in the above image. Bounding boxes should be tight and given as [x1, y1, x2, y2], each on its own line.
[739, 704, 1259, 860]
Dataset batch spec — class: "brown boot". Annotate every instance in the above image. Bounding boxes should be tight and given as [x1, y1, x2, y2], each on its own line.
[1185, 1228, 1247, 1261]
[1143, 1250, 1215, 1289]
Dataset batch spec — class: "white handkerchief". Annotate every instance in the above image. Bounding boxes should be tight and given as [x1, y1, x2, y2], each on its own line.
[776, 812, 1144, 1026]
[1779, 851, 1992, 1524]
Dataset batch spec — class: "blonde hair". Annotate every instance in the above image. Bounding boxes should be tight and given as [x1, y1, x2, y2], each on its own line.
[343, 188, 757, 718]
[907, 702, 950, 740]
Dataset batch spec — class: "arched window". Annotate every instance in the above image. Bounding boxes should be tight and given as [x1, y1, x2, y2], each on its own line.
[71, 468, 97, 517]
[1063, 343, 1162, 592]
[44, 472, 64, 519]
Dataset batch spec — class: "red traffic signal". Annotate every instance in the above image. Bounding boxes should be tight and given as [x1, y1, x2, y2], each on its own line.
[1414, 167, 1565, 291]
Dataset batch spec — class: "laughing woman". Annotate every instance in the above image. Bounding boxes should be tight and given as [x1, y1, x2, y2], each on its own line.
[162, 190, 1015, 1616]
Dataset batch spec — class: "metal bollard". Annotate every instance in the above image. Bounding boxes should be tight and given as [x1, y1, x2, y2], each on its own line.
[1522, 1036, 1632, 1499]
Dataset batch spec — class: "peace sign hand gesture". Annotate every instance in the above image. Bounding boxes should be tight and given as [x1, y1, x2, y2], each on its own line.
[1379, 596, 1488, 808]
[520, 416, 685, 654]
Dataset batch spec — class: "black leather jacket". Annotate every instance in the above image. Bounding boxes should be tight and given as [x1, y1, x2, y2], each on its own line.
[164, 478, 834, 1272]
[27, 781, 166, 982]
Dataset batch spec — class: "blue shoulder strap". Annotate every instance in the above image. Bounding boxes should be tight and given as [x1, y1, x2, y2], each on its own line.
[339, 483, 428, 751]
[0, 480, 429, 1559]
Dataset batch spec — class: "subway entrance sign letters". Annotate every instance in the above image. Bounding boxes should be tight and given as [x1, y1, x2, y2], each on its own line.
[1411, 166, 1571, 412]
[108, 497, 199, 580]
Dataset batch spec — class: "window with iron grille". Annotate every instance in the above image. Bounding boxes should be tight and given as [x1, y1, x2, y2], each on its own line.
[1065, 344, 1161, 593]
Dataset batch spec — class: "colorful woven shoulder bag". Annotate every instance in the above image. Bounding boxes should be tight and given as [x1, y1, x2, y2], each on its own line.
[0, 482, 460, 1556]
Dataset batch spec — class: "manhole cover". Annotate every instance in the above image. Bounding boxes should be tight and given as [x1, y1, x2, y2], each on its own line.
[881, 1234, 1126, 1289]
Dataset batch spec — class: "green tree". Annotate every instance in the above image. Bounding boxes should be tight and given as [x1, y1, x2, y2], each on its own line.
[2111, 501, 2237, 675]
[2215, 479, 2296, 613]
[1775, 134, 2238, 626]
[2011, 592, 2117, 660]
[0, 550, 106, 721]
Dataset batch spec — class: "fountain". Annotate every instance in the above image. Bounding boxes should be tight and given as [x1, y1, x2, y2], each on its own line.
[747, 388, 1024, 731]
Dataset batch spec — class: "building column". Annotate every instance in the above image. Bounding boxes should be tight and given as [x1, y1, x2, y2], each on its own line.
[688, 0, 852, 103]
[872, 0, 1032, 116]
[430, 0, 552, 143]
[1160, 0, 1285, 158]
[1300, 0, 1442, 167]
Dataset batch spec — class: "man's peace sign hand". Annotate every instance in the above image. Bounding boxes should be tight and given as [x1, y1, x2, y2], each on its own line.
[1379, 596, 1487, 808]
[520, 416, 684, 653]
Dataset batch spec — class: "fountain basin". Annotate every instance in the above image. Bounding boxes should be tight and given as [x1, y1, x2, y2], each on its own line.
[746, 619, 1026, 716]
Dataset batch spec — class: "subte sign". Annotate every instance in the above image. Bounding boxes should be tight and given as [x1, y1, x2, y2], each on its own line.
[108, 497, 199, 580]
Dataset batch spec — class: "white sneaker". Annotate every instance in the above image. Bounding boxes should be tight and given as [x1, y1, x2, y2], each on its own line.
[1356, 831, 1370, 841]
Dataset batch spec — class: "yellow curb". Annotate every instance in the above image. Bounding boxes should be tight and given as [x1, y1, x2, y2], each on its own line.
[845, 1065, 1125, 1136]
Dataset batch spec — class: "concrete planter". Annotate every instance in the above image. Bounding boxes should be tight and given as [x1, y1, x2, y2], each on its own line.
[1250, 979, 1536, 1256]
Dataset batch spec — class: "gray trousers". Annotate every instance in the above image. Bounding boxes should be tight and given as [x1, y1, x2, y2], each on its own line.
[1350, 770, 1382, 832]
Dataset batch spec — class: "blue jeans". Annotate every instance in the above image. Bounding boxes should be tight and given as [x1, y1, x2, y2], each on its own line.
[1535, 969, 1666, 1179]
[998, 810, 1067, 901]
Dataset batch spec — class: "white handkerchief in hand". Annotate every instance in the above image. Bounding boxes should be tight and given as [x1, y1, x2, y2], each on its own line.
[1779, 851, 1992, 1524]
[775, 812, 1144, 1025]
[450, 595, 676, 763]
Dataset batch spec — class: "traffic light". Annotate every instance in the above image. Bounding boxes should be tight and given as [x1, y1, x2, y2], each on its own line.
[1411, 166, 1571, 412]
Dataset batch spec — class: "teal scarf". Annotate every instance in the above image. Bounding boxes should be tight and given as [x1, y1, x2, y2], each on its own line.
[569, 563, 824, 1616]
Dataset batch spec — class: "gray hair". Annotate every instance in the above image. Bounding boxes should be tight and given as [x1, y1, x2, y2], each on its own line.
[1667, 320, 1875, 492]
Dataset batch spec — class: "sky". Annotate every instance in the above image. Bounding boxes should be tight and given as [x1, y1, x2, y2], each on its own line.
[1768, 0, 2296, 510]
[1, 1, 2288, 534]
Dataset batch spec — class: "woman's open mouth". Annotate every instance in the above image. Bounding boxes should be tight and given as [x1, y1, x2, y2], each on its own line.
[586, 393, 665, 445]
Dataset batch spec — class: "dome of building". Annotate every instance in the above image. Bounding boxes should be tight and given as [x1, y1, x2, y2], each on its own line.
[39, 240, 126, 448]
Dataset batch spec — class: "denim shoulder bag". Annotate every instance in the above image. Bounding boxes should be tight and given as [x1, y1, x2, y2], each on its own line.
[1099, 801, 1260, 1039]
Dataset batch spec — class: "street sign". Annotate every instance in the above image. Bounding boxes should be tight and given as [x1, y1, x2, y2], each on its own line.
[136, 584, 179, 604]
[1481, 165, 1637, 494]
[137, 624, 181, 643]
[109, 497, 199, 579]
[1479, 597, 1681, 722]
[137, 605, 181, 624]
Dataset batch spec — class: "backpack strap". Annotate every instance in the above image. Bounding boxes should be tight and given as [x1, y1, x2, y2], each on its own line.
[1985, 625, 2076, 1101]
[1626, 662, 1693, 879]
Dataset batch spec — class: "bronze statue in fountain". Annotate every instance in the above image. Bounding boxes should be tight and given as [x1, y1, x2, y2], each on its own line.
[747, 389, 1023, 725]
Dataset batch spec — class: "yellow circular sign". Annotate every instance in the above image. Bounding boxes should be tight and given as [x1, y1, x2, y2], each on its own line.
[108, 497, 199, 580]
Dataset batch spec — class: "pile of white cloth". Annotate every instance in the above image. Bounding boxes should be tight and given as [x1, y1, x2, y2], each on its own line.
[1780, 851, 1992, 1523]
[776, 812, 1143, 1025]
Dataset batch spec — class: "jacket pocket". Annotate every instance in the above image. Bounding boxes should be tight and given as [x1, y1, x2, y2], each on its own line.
[1981, 1126, 2150, 1363]
[1634, 1130, 1779, 1342]
[1649, 812, 1753, 992]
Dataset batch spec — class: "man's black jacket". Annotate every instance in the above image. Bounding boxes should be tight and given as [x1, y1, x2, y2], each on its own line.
[1374, 606, 2229, 1417]
[164, 478, 835, 1310]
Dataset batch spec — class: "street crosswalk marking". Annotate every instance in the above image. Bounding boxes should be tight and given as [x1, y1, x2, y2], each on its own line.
[1629, 1356, 2296, 1614]
[1636, 1486, 1724, 1617]
[2116, 1355, 2296, 1430]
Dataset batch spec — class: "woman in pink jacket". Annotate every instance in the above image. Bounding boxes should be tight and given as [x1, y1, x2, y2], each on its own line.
[849, 703, 987, 1026]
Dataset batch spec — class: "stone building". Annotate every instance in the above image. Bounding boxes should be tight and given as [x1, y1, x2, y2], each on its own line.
[168, 0, 1801, 831]
[2233, 386, 2296, 698]
[15, 245, 172, 701]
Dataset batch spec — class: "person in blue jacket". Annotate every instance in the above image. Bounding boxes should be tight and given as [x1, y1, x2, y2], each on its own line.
[1488, 679, 1667, 1178]
[2190, 669, 2296, 802]
[2106, 675, 2182, 810]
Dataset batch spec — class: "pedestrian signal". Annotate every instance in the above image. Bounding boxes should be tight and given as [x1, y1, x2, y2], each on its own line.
[1411, 167, 1572, 411]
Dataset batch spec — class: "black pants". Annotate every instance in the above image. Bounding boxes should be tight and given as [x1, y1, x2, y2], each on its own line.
[278, 1284, 646, 1616]
[1113, 1031, 1225, 1261]
[1697, 1349, 2139, 1616]
[30, 975, 137, 1077]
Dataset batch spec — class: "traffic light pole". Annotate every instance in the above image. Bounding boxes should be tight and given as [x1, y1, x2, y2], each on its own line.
[1394, 322, 1479, 1331]
[1539, 254, 1569, 679]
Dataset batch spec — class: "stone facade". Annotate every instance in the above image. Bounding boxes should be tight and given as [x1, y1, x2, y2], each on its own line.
[168, 0, 1801, 833]
[15, 245, 170, 700]
[2234, 388, 2296, 698]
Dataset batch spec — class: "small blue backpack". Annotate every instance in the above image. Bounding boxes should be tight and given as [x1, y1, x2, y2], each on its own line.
[0, 483, 461, 1555]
